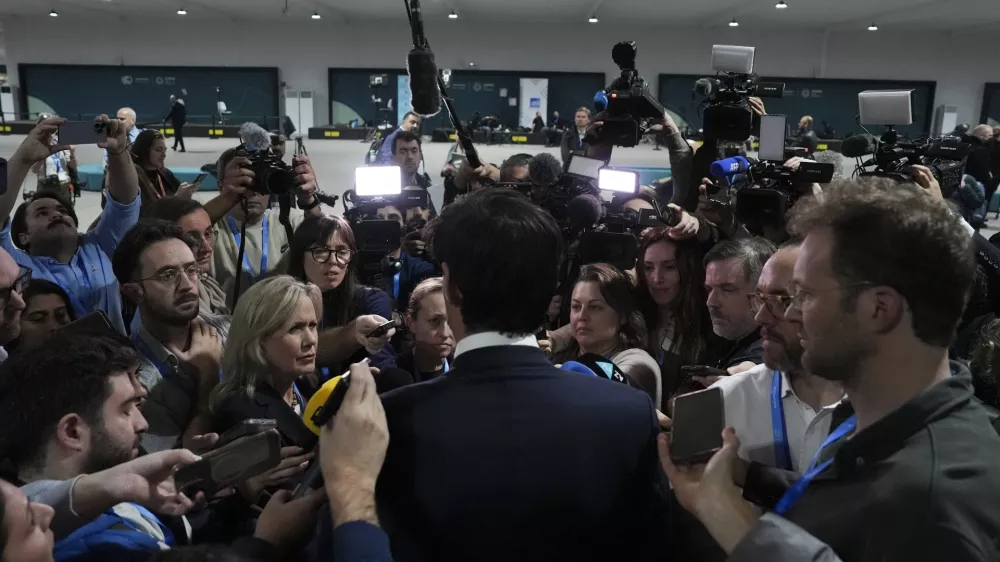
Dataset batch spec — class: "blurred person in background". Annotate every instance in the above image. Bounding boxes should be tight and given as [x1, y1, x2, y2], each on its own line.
[795, 116, 819, 155]
[374, 203, 437, 311]
[103, 107, 142, 166]
[132, 130, 196, 215]
[3, 279, 74, 355]
[396, 277, 454, 383]
[287, 214, 397, 375]
[3, 116, 140, 334]
[561, 107, 591, 164]
[553, 263, 661, 405]
[376, 112, 422, 165]
[966, 124, 996, 211]
[29, 114, 77, 207]
[164, 94, 187, 152]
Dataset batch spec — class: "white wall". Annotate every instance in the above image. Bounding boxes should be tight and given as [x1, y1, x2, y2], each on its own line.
[2, 15, 998, 125]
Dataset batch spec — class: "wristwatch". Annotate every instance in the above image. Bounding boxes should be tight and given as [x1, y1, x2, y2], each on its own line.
[298, 195, 321, 210]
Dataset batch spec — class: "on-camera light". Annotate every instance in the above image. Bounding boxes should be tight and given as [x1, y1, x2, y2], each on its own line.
[599, 168, 639, 194]
[355, 166, 403, 196]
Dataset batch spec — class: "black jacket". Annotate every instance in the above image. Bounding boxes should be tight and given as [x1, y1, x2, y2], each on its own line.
[376, 345, 670, 562]
[561, 127, 587, 165]
[211, 382, 316, 450]
[166, 100, 188, 126]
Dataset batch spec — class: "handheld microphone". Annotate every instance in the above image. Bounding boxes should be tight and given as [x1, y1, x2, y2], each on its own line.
[560, 361, 598, 377]
[291, 359, 368, 499]
[594, 91, 609, 113]
[238, 122, 272, 152]
[407, 48, 441, 117]
[528, 153, 563, 186]
[840, 134, 876, 159]
[710, 156, 751, 177]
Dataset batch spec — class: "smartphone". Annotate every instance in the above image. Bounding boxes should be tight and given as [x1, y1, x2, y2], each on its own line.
[55, 311, 117, 340]
[670, 387, 725, 464]
[680, 365, 729, 378]
[0, 158, 7, 196]
[757, 114, 787, 162]
[367, 319, 397, 338]
[59, 120, 104, 146]
[192, 172, 209, 186]
[216, 418, 277, 448]
[173, 431, 282, 497]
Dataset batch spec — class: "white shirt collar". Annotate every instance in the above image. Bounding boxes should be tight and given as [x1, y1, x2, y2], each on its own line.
[779, 369, 844, 411]
[454, 331, 539, 359]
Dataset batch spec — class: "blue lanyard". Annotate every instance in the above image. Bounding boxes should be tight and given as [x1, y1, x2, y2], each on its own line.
[50, 253, 95, 318]
[774, 414, 858, 515]
[770, 371, 793, 471]
[226, 215, 269, 284]
[392, 272, 401, 300]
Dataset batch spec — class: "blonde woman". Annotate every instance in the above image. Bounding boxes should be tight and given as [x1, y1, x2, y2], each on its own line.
[211, 275, 321, 449]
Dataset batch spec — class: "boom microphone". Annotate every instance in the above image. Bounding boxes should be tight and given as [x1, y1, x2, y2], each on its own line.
[407, 48, 442, 117]
[567, 194, 603, 232]
[528, 153, 563, 186]
[710, 155, 751, 177]
[238, 122, 272, 151]
[841, 134, 876, 159]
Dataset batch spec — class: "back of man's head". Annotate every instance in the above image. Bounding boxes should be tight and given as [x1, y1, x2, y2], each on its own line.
[427, 189, 563, 336]
[788, 178, 974, 347]
[704, 237, 777, 287]
[0, 336, 138, 471]
[500, 153, 533, 182]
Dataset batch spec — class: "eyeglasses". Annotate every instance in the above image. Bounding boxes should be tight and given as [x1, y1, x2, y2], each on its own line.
[310, 246, 355, 265]
[138, 264, 201, 286]
[0, 266, 32, 309]
[787, 282, 875, 309]
[748, 292, 795, 316]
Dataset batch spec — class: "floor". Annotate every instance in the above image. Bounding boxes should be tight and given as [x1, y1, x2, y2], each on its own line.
[2, 134, 994, 239]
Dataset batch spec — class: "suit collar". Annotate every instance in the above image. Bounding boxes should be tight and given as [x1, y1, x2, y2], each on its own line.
[450, 345, 553, 375]
[253, 383, 316, 448]
[453, 331, 538, 359]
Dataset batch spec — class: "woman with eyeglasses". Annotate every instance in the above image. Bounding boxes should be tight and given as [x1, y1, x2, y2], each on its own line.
[5, 279, 75, 354]
[288, 214, 397, 379]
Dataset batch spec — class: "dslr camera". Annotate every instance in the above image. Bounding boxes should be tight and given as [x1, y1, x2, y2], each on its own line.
[596, 41, 666, 147]
[697, 45, 785, 142]
[241, 147, 297, 196]
[853, 90, 970, 198]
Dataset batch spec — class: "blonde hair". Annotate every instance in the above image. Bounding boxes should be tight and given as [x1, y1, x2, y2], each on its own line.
[407, 277, 444, 320]
[210, 276, 320, 412]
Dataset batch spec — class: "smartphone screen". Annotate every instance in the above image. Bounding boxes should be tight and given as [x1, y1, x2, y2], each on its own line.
[58, 121, 102, 146]
[174, 431, 281, 496]
[356, 166, 402, 196]
[757, 114, 787, 161]
[670, 387, 725, 464]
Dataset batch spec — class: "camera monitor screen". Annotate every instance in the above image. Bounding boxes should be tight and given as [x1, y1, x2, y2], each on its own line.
[758, 114, 787, 161]
[599, 168, 639, 194]
[356, 166, 402, 197]
[567, 154, 605, 179]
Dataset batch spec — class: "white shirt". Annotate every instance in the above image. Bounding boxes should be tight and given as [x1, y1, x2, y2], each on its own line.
[454, 332, 539, 359]
[711, 363, 843, 473]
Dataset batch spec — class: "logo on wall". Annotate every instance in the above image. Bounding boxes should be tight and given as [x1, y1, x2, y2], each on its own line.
[155, 77, 164, 85]
[473, 82, 482, 92]
[530, 98, 541, 109]
[121, 75, 133, 86]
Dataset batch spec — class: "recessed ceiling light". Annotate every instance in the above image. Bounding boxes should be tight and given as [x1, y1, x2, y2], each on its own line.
[49, 9, 58, 16]
[775, 1, 788, 8]
[729, 18, 739, 27]
[311, 12, 321, 19]
[448, 10, 458, 19]
[588, 15, 599, 23]
[177, 8, 187, 15]
[868, 23, 878, 31]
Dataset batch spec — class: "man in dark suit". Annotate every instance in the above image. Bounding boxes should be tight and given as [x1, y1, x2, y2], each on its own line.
[561, 107, 592, 165]
[377, 189, 668, 562]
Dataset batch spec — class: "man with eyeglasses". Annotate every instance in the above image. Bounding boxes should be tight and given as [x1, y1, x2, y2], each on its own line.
[0, 249, 29, 362]
[112, 220, 227, 453]
[711, 240, 845, 473]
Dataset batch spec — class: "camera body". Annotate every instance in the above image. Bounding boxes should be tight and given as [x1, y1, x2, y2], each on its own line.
[861, 135, 970, 198]
[597, 41, 666, 147]
[701, 74, 784, 142]
[243, 149, 296, 196]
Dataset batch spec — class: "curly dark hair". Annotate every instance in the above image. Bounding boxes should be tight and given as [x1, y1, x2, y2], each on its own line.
[788, 177, 975, 347]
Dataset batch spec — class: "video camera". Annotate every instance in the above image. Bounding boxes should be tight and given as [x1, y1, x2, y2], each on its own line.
[697, 45, 785, 142]
[595, 41, 667, 147]
[852, 90, 970, 197]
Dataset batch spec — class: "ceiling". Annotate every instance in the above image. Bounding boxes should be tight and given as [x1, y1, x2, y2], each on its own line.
[0, 0, 997, 30]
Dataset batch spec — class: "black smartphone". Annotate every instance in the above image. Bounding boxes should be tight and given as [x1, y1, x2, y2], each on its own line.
[173, 431, 282, 497]
[366, 319, 397, 338]
[216, 418, 277, 448]
[0, 158, 7, 196]
[680, 365, 729, 378]
[193, 172, 209, 186]
[58, 120, 104, 146]
[670, 387, 725, 465]
[55, 311, 117, 339]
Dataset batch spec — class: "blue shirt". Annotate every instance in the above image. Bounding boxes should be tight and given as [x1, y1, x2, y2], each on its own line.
[375, 128, 403, 165]
[2, 192, 141, 334]
[333, 521, 393, 562]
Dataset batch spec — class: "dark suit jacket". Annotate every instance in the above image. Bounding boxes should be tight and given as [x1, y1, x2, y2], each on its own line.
[211, 382, 316, 449]
[561, 127, 587, 165]
[376, 345, 669, 562]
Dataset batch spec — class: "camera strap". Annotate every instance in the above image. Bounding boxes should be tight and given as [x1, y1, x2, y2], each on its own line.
[226, 214, 269, 284]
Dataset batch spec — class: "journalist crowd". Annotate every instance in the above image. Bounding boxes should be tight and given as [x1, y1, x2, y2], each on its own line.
[3, 58, 1000, 562]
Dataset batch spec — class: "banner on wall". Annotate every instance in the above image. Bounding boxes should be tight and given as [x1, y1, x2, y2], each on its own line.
[397, 75, 412, 126]
[519, 78, 548, 128]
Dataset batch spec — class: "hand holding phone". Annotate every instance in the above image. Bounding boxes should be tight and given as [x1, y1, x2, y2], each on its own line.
[682, 365, 730, 388]
[173, 431, 282, 497]
[366, 319, 397, 338]
[58, 121, 105, 146]
[669, 387, 725, 465]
